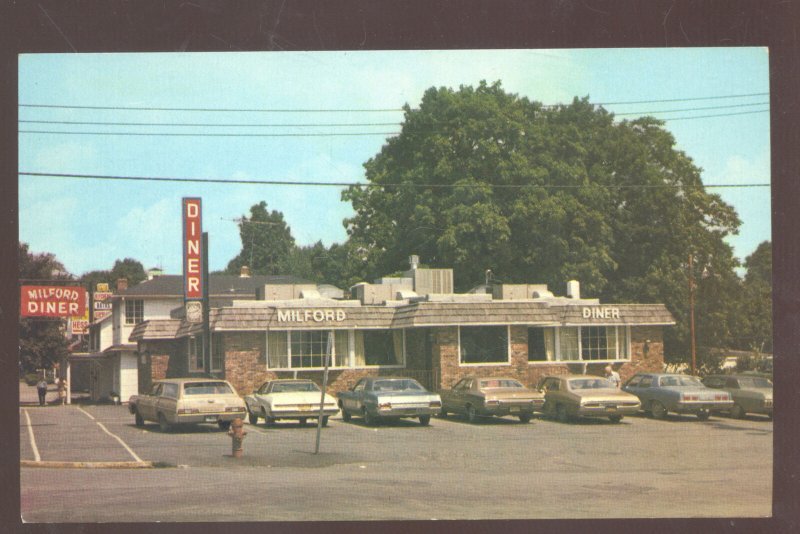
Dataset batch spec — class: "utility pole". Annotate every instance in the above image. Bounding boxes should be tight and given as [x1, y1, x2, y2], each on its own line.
[202, 232, 211, 377]
[689, 253, 697, 375]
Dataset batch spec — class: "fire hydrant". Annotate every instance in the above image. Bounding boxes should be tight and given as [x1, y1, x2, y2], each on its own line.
[227, 417, 247, 458]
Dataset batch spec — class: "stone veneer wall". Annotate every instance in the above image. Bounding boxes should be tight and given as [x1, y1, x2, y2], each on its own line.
[135, 340, 175, 394]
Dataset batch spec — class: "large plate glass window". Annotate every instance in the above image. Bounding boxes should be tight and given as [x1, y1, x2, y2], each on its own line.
[528, 327, 555, 361]
[124, 299, 144, 325]
[354, 329, 403, 366]
[266, 330, 349, 369]
[460, 326, 508, 364]
[210, 333, 223, 372]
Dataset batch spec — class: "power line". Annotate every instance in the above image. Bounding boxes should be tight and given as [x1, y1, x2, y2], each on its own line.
[615, 102, 768, 116]
[19, 172, 770, 190]
[19, 130, 400, 138]
[658, 109, 769, 122]
[19, 120, 402, 128]
[592, 92, 768, 106]
[18, 103, 405, 113]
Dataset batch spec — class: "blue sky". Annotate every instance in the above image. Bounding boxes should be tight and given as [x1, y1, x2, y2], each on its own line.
[18, 48, 770, 277]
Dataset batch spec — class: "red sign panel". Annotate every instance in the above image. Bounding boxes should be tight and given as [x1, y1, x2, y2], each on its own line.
[21, 285, 87, 318]
[182, 197, 203, 300]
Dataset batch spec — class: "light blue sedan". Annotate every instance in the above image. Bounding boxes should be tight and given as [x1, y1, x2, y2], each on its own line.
[622, 373, 733, 420]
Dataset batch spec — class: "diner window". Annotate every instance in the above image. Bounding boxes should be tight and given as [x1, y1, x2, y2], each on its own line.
[188, 336, 204, 372]
[125, 299, 144, 325]
[528, 327, 555, 362]
[460, 326, 509, 364]
[552, 326, 629, 362]
[266, 330, 349, 369]
[355, 330, 403, 366]
[211, 333, 223, 372]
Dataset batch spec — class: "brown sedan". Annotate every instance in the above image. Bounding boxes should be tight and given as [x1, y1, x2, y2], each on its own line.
[439, 377, 545, 423]
[537, 374, 641, 423]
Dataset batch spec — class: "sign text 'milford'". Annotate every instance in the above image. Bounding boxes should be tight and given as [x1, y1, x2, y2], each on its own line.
[582, 307, 621, 319]
[277, 309, 347, 323]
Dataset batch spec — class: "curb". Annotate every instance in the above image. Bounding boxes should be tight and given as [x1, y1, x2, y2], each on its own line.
[21, 460, 155, 469]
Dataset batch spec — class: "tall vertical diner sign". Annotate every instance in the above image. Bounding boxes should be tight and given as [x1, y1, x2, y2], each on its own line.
[182, 198, 204, 323]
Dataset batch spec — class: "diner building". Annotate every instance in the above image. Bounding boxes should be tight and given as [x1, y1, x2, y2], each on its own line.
[130, 257, 675, 396]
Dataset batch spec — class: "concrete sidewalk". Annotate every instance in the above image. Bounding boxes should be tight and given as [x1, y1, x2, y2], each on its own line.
[19, 381, 90, 407]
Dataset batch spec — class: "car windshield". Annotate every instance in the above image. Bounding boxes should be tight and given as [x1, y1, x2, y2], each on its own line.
[183, 382, 233, 395]
[270, 382, 320, 393]
[372, 379, 424, 392]
[659, 376, 703, 387]
[479, 379, 524, 389]
[738, 377, 772, 389]
[568, 378, 616, 390]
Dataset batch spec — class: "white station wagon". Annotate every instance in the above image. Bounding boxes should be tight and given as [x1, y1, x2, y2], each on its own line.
[129, 378, 247, 431]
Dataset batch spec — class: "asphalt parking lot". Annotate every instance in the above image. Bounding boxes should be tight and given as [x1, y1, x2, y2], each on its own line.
[20, 398, 772, 522]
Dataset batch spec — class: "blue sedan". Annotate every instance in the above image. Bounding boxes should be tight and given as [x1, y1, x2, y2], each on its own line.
[622, 373, 733, 420]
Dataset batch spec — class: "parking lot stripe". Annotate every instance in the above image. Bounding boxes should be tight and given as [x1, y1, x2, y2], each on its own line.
[77, 406, 145, 464]
[23, 409, 41, 462]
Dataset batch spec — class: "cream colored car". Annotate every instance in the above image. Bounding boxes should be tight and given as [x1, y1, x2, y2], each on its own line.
[537, 374, 641, 423]
[129, 379, 247, 431]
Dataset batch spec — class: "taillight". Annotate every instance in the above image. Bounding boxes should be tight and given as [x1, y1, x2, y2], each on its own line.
[429, 400, 442, 408]
[225, 406, 245, 412]
[714, 394, 728, 401]
[177, 408, 199, 414]
[378, 402, 392, 411]
[484, 399, 499, 406]
[683, 394, 699, 401]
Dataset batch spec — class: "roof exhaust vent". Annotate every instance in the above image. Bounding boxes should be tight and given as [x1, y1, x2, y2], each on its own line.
[409, 255, 420, 270]
[240, 266, 251, 278]
[567, 280, 580, 299]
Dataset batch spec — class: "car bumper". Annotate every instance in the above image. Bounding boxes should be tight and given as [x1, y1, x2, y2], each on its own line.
[374, 407, 441, 418]
[172, 411, 247, 424]
[576, 403, 640, 418]
[478, 401, 544, 417]
[674, 400, 734, 413]
[268, 408, 339, 419]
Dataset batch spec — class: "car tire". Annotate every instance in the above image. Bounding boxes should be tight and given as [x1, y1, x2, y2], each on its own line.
[158, 412, 170, 432]
[363, 408, 376, 426]
[419, 415, 431, 426]
[262, 408, 275, 427]
[609, 414, 623, 423]
[556, 404, 569, 423]
[218, 420, 232, 431]
[321, 416, 329, 427]
[134, 410, 144, 427]
[439, 408, 448, 418]
[341, 406, 351, 422]
[696, 410, 711, 421]
[518, 413, 532, 423]
[650, 401, 667, 420]
[730, 404, 745, 419]
[466, 405, 478, 424]
[299, 418, 307, 427]
[248, 409, 259, 425]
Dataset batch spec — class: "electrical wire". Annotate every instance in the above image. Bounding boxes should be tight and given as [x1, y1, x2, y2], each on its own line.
[18, 104, 405, 113]
[18, 130, 400, 138]
[19, 172, 770, 189]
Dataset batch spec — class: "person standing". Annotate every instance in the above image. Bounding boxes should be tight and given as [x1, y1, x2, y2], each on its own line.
[57, 377, 67, 406]
[604, 365, 621, 388]
[36, 377, 48, 406]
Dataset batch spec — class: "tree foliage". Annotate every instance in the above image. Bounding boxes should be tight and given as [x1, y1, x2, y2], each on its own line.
[18, 242, 72, 374]
[225, 201, 296, 276]
[343, 81, 744, 363]
[733, 241, 772, 353]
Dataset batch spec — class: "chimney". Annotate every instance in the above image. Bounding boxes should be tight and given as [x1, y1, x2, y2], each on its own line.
[116, 278, 128, 292]
[240, 266, 251, 278]
[409, 255, 419, 270]
[566, 280, 580, 299]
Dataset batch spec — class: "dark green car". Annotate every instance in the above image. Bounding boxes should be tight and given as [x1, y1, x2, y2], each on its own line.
[702, 374, 773, 419]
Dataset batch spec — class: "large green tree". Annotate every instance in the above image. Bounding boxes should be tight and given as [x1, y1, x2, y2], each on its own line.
[226, 201, 296, 276]
[343, 81, 743, 363]
[733, 241, 772, 353]
[18, 242, 72, 374]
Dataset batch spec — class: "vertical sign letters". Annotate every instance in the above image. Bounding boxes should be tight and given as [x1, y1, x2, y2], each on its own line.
[183, 198, 203, 300]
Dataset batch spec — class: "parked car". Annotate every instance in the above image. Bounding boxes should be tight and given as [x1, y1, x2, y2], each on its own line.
[244, 379, 338, 426]
[439, 376, 544, 423]
[702, 374, 773, 419]
[337, 377, 441, 426]
[536, 374, 640, 423]
[622, 373, 733, 420]
[129, 378, 247, 431]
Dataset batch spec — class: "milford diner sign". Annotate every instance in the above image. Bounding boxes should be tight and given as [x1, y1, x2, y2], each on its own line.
[21, 285, 87, 318]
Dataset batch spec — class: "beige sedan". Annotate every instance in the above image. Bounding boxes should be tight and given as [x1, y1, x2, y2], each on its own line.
[536, 374, 641, 423]
[439, 377, 544, 423]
